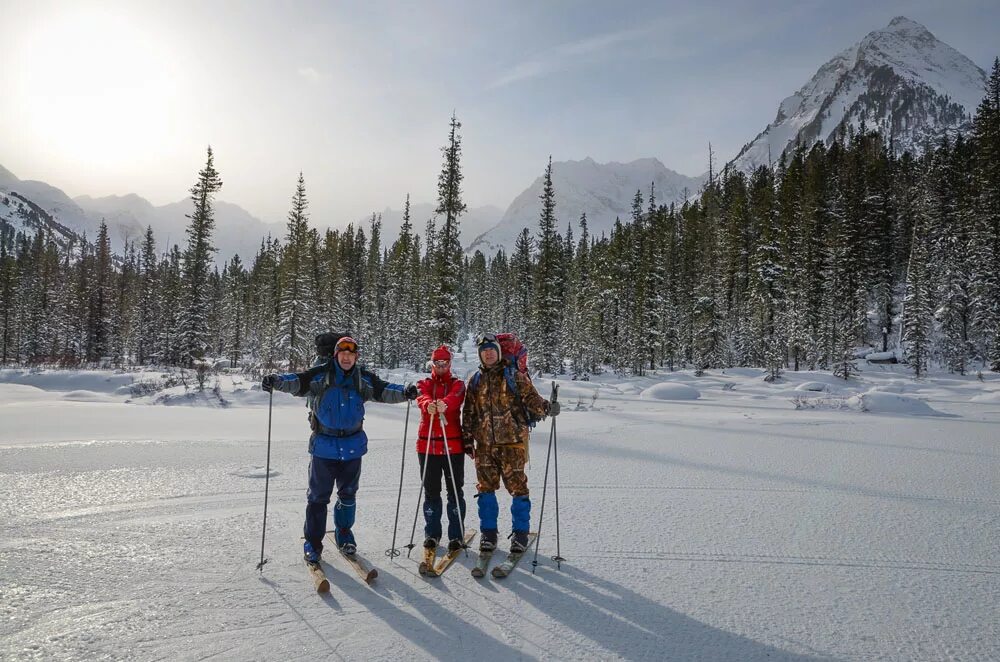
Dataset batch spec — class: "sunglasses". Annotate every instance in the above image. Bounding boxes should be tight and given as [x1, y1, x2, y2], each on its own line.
[476, 333, 498, 346]
[336, 340, 358, 354]
[433, 359, 451, 367]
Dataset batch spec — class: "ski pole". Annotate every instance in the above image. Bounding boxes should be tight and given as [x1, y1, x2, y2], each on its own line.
[405, 394, 435, 557]
[439, 410, 468, 552]
[531, 382, 559, 573]
[550, 386, 565, 568]
[385, 399, 411, 558]
[256, 388, 274, 572]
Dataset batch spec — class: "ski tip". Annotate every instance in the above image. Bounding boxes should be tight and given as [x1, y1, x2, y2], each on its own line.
[317, 579, 331, 593]
[365, 569, 378, 584]
[471, 568, 485, 578]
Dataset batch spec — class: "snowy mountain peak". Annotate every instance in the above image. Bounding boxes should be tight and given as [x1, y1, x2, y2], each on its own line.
[885, 15, 933, 37]
[0, 163, 19, 187]
[466, 157, 704, 255]
[730, 16, 986, 174]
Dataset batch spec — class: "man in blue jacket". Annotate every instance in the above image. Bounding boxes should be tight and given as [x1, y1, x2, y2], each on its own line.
[262, 334, 418, 562]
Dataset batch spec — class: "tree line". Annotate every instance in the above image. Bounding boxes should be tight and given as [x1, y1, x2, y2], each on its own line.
[2, 62, 999, 379]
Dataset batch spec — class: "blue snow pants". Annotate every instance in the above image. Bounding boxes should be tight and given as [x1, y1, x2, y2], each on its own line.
[304, 456, 361, 552]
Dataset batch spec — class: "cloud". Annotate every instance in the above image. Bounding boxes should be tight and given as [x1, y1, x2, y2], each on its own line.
[487, 24, 661, 89]
[297, 66, 324, 82]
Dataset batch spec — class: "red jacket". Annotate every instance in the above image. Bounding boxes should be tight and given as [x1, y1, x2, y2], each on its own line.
[416, 372, 466, 455]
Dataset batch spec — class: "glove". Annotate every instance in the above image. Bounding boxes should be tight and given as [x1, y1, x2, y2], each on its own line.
[435, 400, 448, 413]
[427, 401, 438, 415]
[547, 400, 560, 417]
[261, 374, 279, 393]
[404, 383, 418, 400]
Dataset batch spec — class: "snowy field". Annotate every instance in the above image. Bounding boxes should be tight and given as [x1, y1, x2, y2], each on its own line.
[2, 351, 999, 661]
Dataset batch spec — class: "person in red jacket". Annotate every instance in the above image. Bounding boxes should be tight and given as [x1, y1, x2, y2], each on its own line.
[415, 344, 470, 552]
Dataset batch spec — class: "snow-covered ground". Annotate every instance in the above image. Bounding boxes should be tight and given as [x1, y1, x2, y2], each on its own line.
[2, 349, 999, 661]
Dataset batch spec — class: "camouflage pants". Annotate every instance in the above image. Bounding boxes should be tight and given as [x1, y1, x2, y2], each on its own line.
[475, 443, 529, 496]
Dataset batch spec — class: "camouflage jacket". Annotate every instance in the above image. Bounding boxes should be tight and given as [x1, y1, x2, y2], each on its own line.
[462, 359, 549, 447]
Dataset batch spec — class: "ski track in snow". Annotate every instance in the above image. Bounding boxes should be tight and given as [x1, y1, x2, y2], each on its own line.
[2, 363, 999, 661]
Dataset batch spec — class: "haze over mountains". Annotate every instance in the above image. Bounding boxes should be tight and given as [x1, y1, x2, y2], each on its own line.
[1, 17, 988, 262]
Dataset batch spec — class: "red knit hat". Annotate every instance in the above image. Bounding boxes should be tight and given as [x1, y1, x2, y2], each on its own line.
[431, 344, 452, 361]
[335, 336, 358, 355]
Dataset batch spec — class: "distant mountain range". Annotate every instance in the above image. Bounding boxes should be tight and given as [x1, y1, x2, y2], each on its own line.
[1, 162, 502, 262]
[466, 157, 704, 256]
[1, 16, 987, 261]
[355, 203, 504, 252]
[1, 162, 281, 261]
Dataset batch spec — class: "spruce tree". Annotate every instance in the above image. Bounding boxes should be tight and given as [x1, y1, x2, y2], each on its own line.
[89, 221, 115, 363]
[488, 248, 511, 334]
[931, 138, 974, 374]
[903, 214, 933, 377]
[432, 113, 467, 345]
[179, 147, 223, 366]
[278, 173, 315, 370]
[221, 255, 247, 367]
[510, 228, 534, 342]
[136, 227, 158, 365]
[113, 240, 139, 365]
[386, 195, 420, 368]
[747, 166, 786, 378]
[565, 212, 600, 376]
[972, 58, 1000, 370]
[363, 213, 387, 365]
[0, 240, 15, 363]
[532, 157, 564, 374]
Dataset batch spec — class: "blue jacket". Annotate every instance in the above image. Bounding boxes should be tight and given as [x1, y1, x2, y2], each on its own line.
[274, 361, 407, 461]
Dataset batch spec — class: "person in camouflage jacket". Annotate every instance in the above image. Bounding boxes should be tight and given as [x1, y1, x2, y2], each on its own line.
[462, 334, 559, 554]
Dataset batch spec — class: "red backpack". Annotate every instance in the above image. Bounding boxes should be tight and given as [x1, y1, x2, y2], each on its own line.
[495, 332, 528, 374]
[470, 332, 539, 428]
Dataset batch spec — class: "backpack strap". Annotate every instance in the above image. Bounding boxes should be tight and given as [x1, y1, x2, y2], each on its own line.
[470, 366, 534, 427]
[503, 364, 533, 427]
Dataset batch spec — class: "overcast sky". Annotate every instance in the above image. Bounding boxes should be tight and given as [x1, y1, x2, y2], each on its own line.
[1, 0, 997, 228]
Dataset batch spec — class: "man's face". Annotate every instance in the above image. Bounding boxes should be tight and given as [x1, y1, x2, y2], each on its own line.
[337, 349, 357, 371]
[480, 347, 498, 366]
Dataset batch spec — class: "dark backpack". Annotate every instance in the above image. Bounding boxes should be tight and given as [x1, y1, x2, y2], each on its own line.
[470, 333, 540, 428]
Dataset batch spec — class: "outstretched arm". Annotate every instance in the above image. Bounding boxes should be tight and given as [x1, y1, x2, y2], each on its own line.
[366, 369, 409, 404]
[264, 364, 326, 397]
[516, 371, 551, 418]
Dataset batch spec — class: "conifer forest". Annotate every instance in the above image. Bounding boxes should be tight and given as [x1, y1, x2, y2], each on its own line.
[2, 63, 999, 380]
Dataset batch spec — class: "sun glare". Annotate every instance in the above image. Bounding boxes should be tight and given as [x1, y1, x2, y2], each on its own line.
[13, 9, 186, 169]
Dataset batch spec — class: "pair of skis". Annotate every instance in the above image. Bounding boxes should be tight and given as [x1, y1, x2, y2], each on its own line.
[422, 531, 536, 579]
[305, 533, 379, 593]
[472, 532, 537, 579]
[418, 530, 477, 577]
[306, 530, 537, 592]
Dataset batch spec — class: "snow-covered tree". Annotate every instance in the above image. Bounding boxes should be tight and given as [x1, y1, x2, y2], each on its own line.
[179, 147, 223, 366]
[532, 157, 564, 374]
